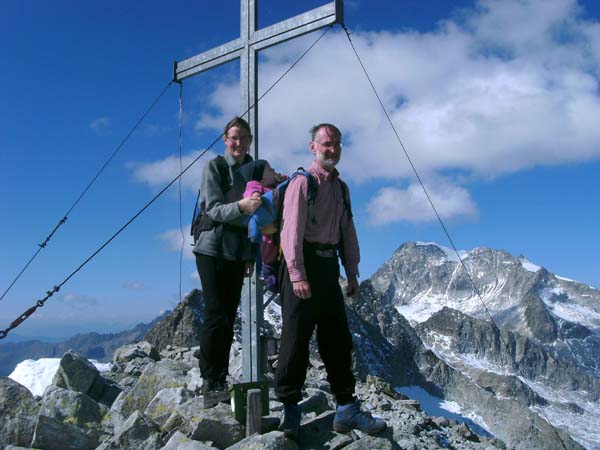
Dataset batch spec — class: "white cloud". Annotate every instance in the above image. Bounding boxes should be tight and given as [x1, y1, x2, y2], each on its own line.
[132, 0, 600, 223]
[59, 293, 98, 307]
[367, 180, 478, 225]
[129, 149, 217, 192]
[90, 116, 111, 132]
[156, 226, 195, 260]
[122, 281, 145, 290]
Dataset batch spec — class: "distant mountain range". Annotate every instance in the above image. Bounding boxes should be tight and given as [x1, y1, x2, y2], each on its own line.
[0, 315, 166, 377]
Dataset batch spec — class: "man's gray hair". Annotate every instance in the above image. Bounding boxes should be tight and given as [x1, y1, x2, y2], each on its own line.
[310, 123, 341, 141]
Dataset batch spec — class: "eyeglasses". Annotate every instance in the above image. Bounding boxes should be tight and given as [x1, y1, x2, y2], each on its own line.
[226, 134, 252, 142]
[312, 140, 343, 149]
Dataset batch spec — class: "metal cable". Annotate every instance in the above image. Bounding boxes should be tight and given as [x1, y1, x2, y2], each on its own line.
[341, 24, 569, 450]
[0, 25, 332, 340]
[178, 82, 185, 302]
[0, 81, 175, 304]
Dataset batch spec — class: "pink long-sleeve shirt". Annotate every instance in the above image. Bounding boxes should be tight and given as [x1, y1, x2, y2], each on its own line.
[281, 160, 360, 282]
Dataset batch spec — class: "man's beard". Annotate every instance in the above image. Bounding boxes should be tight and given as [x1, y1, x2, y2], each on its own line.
[316, 151, 339, 169]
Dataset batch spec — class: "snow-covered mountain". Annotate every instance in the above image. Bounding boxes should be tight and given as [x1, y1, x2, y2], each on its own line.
[368, 241, 600, 450]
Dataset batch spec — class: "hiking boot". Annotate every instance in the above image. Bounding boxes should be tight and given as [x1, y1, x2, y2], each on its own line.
[333, 400, 387, 435]
[202, 378, 230, 409]
[278, 402, 301, 441]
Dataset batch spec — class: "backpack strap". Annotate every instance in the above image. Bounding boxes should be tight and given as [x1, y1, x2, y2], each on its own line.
[335, 177, 353, 263]
[339, 179, 353, 219]
[293, 167, 318, 224]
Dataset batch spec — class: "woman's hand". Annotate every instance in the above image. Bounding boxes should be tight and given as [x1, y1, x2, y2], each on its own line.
[238, 196, 262, 214]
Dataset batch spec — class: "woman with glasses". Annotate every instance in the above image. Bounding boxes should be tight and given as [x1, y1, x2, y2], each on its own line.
[192, 116, 262, 408]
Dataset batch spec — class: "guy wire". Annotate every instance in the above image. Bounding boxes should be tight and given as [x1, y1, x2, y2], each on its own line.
[178, 83, 185, 302]
[341, 24, 569, 450]
[0, 25, 333, 339]
[0, 81, 175, 304]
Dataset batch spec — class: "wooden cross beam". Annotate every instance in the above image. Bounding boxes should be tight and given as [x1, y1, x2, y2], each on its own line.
[174, 1, 344, 383]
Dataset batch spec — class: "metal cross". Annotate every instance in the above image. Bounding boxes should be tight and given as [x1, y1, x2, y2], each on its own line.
[174, 1, 344, 382]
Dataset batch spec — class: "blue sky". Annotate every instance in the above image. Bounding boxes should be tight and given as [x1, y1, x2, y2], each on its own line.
[2, 0, 600, 339]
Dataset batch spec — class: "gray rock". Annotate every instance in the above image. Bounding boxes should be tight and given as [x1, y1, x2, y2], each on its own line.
[295, 411, 354, 450]
[144, 387, 195, 427]
[299, 389, 330, 416]
[38, 385, 102, 442]
[0, 377, 39, 447]
[51, 349, 121, 406]
[111, 359, 190, 418]
[114, 410, 161, 450]
[431, 416, 449, 428]
[52, 349, 99, 393]
[159, 431, 214, 449]
[31, 414, 97, 450]
[225, 430, 298, 450]
[176, 401, 244, 448]
[343, 435, 394, 450]
[113, 341, 159, 363]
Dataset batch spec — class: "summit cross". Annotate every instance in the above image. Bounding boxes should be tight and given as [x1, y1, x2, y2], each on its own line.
[173, 1, 344, 383]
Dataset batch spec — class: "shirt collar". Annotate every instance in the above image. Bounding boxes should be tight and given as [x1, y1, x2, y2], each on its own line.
[224, 150, 252, 167]
[310, 159, 339, 182]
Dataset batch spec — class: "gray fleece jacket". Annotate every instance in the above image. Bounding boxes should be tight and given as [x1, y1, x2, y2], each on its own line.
[192, 151, 254, 261]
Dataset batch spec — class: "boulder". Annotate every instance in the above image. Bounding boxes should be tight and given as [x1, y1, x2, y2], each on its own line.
[31, 414, 97, 450]
[111, 359, 190, 418]
[52, 349, 100, 394]
[299, 389, 330, 416]
[38, 385, 103, 441]
[52, 349, 121, 406]
[176, 400, 244, 448]
[0, 377, 40, 447]
[295, 411, 354, 450]
[343, 435, 394, 450]
[144, 386, 195, 427]
[159, 431, 214, 450]
[113, 341, 160, 363]
[225, 430, 299, 450]
[114, 410, 161, 449]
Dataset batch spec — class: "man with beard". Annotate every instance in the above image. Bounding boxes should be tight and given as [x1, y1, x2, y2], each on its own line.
[275, 123, 387, 440]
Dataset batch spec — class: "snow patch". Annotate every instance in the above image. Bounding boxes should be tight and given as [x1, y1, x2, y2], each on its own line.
[540, 287, 600, 328]
[395, 385, 491, 437]
[8, 358, 111, 397]
[416, 241, 468, 262]
[395, 296, 445, 323]
[519, 257, 541, 273]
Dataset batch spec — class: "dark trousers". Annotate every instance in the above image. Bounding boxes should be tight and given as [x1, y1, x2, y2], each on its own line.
[195, 254, 245, 381]
[275, 249, 355, 405]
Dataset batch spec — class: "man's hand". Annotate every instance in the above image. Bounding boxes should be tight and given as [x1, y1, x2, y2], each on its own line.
[238, 196, 262, 214]
[244, 261, 254, 277]
[345, 276, 359, 297]
[292, 280, 311, 299]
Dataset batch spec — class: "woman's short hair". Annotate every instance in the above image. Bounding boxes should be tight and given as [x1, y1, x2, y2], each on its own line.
[224, 116, 252, 138]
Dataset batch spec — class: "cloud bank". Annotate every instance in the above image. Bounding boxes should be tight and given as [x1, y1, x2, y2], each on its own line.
[132, 0, 600, 225]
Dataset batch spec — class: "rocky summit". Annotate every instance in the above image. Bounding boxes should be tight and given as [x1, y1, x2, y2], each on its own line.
[2, 240, 597, 450]
[2, 341, 504, 450]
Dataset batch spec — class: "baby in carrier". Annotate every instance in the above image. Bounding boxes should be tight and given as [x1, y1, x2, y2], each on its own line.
[238, 160, 286, 291]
